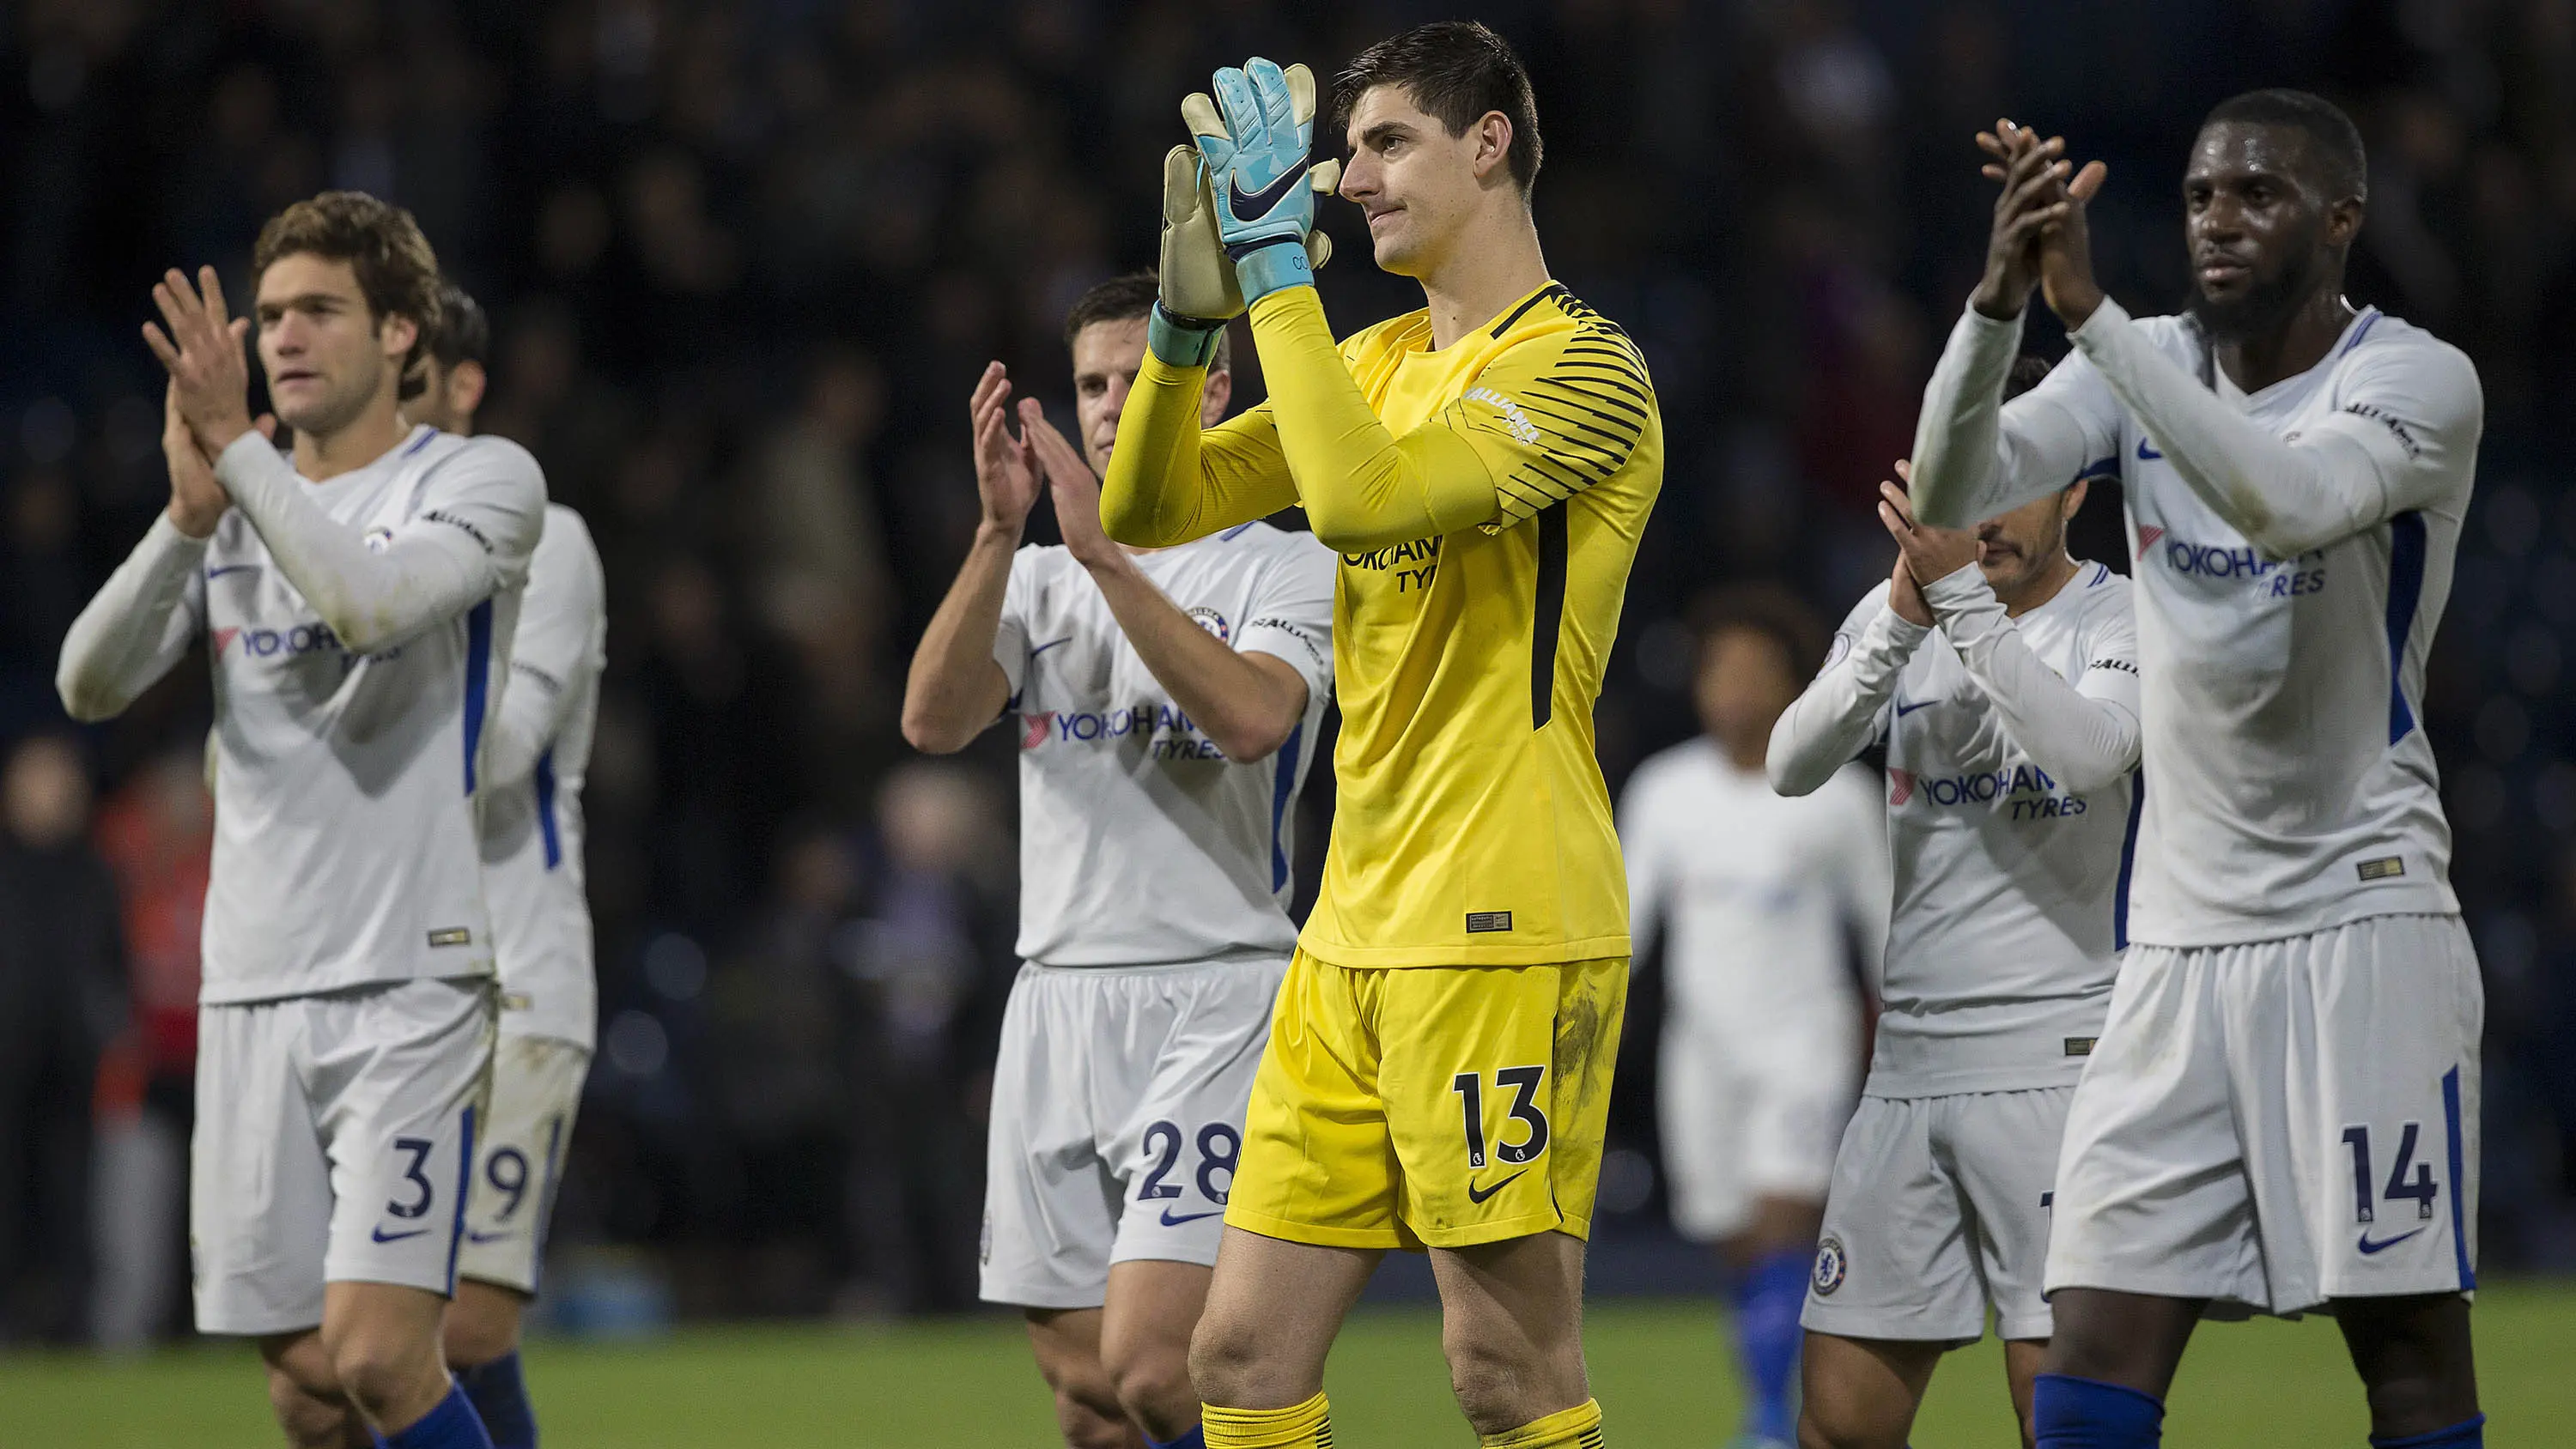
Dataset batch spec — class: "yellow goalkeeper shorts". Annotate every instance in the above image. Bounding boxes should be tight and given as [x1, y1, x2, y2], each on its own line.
[1223, 949, 1627, 1251]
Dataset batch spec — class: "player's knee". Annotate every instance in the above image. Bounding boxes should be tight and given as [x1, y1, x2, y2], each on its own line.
[326, 1326, 441, 1421]
[1188, 1308, 1270, 1406]
[440, 1292, 521, 1369]
[1796, 1397, 1896, 1449]
[1441, 1329, 1564, 1436]
[264, 1359, 353, 1449]
[1107, 1346, 1197, 1440]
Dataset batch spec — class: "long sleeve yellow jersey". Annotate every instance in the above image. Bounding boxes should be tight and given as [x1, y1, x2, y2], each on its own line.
[1102, 281, 1663, 967]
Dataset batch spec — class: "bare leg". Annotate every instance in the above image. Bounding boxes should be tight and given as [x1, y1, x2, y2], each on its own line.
[1101, 1259, 1214, 1444]
[1796, 1332, 1941, 1449]
[2334, 1293, 2479, 1440]
[2039, 1288, 2202, 1399]
[1189, 1228, 1381, 1411]
[319, 1281, 458, 1436]
[442, 1280, 524, 1368]
[1426, 1230, 1592, 1438]
[2002, 1339, 2047, 1449]
[260, 1329, 370, 1449]
[1028, 1307, 1143, 1449]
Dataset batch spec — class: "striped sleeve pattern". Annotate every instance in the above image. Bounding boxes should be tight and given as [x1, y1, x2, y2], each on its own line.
[1455, 290, 1656, 531]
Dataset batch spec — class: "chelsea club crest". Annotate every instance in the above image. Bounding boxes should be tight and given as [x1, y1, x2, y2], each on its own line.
[1813, 1234, 1848, 1296]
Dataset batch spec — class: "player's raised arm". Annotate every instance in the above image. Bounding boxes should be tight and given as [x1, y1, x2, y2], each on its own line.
[478, 506, 605, 792]
[149, 264, 543, 654]
[1879, 476, 2142, 794]
[1768, 567, 1920, 797]
[1097, 147, 1303, 548]
[57, 385, 217, 722]
[1024, 402, 1321, 761]
[1911, 124, 2119, 531]
[2027, 120, 2482, 559]
[903, 362, 1042, 753]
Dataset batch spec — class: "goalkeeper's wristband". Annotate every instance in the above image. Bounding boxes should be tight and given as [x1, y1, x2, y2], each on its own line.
[1229, 239, 1313, 306]
[1147, 303, 1225, 368]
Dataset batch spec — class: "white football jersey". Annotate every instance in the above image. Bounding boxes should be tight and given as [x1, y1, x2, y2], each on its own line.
[994, 522, 1336, 967]
[480, 504, 605, 1048]
[1620, 742, 1887, 1032]
[1833, 567, 2141, 1094]
[1915, 303, 2480, 947]
[198, 427, 544, 1002]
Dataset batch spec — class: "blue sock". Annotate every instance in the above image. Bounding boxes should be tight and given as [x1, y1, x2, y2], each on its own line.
[373, 1380, 495, 1449]
[2371, 1414, 2485, 1448]
[456, 1352, 537, 1449]
[1734, 1249, 1809, 1441]
[2033, 1373, 2163, 1448]
[1147, 1428, 1207, 1449]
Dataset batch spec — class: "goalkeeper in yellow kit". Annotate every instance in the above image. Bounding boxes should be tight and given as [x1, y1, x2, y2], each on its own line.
[1099, 22, 1662, 1449]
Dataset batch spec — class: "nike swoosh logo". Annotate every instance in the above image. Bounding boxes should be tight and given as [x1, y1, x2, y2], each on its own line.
[1466, 1170, 1528, 1205]
[371, 1226, 431, 1244]
[1895, 700, 1935, 717]
[1158, 1208, 1224, 1227]
[1229, 166, 1307, 220]
[205, 564, 260, 579]
[2136, 437, 2164, 460]
[465, 1228, 514, 1245]
[1030, 638, 1072, 660]
[2358, 1227, 2427, 1255]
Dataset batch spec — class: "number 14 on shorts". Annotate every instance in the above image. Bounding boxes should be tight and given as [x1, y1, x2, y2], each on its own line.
[2342, 1121, 2439, 1227]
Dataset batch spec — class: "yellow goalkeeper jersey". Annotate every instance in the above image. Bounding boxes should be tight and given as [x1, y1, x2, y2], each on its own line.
[1102, 281, 1663, 967]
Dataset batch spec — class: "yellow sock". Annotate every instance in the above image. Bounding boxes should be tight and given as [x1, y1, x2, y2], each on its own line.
[1202, 1391, 1333, 1448]
[1479, 1397, 1604, 1449]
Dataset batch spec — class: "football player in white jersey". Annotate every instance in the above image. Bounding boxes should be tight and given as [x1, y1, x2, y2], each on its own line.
[58, 194, 544, 1449]
[902, 271, 1335, 1449]
[1619, 585, 1889, 1449]
[1771, 360, 2140, 1449]
[410, 283, 606, 1449]
[1909, 92, 2486, 1449]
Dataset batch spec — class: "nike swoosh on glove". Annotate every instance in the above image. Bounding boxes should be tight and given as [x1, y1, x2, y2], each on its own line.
[1182, 58, 1342, 306]
[1149, 144, 1334, 366]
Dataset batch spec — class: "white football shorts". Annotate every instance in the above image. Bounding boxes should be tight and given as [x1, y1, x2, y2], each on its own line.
[979, 957, 1285, 1309]
[1660, 998, 1860, 1242]
[2046, 913, 2482, 1318]
[192, 977, 495, 1335]
[1803, 1087, 2073, 1343]
[456, 1033, 590, 1295]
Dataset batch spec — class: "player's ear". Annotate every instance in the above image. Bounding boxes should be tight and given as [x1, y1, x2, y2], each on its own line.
[1473, 111, 1513, 184]
[2326, 195, 2364, 250]
[453, 360, 489, 419]
[1201, 367, 1234, 427]
[2063, 476, 2090, 523]
[381, 312, 421, 363]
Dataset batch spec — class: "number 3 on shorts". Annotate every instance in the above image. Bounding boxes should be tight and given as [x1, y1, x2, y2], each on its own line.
[1450, 1066, 1549, 1170]
[386, 1137, 437, 1221]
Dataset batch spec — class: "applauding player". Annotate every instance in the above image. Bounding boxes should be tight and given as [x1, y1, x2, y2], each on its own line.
[904, 273, 1335, 1449]
[1908, 94, 2486, 1449]
[58, 194, 544, 1449]
[410, 282, 610, 1449]
[1101, 23, 1662, 1449]
[1771, 359, 2138, 1446]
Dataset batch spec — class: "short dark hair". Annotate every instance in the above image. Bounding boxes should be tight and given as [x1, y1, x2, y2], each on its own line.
[2200, 88, 2367, 202]
[1689, 584, 1832, 690]
[2006, 353, 2054, 401]
[1333, 21, 1542, 193]
[1063, 270, 1229, 372]
[252, 191, 442, 377]
[428, 282, 489, 371]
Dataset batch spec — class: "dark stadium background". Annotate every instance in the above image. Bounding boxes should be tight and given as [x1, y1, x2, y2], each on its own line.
[3, 0, 2575, 1343]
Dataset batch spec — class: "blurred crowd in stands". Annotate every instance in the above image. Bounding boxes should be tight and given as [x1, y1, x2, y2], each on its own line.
[4, 0, 2576, 1339]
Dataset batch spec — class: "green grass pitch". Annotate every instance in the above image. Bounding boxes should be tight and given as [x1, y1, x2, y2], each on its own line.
[5, 1286, 2571, 1446]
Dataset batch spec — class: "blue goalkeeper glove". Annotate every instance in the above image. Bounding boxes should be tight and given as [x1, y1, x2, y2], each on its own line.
[1183, 58, 1342, 306]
